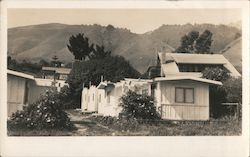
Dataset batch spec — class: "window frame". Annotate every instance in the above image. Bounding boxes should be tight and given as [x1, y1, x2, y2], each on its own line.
[175, 87, 195, 104]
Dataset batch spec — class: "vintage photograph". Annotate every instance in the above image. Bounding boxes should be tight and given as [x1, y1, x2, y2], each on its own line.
[6, 8, 242, 136]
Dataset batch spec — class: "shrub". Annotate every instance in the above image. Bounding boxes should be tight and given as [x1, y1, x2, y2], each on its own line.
[202, 67, 242, 118]
[202, 67, 230, 82]
[222, 77, 242, 103]
[119, 90, 161, 120]
[8, 89, 75, 131]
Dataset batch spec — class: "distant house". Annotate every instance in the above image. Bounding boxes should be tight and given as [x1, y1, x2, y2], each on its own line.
[81, 52, 232, 121]
[41, 66, 71, 91]
[42, 67, 71, 80]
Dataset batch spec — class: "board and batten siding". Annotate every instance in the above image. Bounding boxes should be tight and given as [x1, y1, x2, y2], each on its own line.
[7, 75, 27, 116]
[158, 80, 209, 120]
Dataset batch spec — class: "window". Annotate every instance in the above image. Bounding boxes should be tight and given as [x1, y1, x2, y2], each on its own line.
[92, 93, 95, 101]
[175, 87, 194, 103]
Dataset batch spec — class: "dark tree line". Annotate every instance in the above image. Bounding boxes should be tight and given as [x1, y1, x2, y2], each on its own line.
[7, 55, 65, 76]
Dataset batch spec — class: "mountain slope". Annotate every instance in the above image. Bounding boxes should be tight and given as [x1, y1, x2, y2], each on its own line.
[8, 23, 241, 73]
[220, 37, 242, 73]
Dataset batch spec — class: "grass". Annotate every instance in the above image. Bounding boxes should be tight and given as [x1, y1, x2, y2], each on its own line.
[88, 116, 242, 136]
[8, 128, 72, 136]
[8, 110, 241, 136]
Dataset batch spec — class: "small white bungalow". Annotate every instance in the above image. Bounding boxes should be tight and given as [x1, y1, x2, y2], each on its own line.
[7, 69, 68, 116]
[153, 76, 222, 120]
[81, 79, 152, 116]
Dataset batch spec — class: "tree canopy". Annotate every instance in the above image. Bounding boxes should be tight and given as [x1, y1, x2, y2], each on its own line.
[175, 30, 213, 54]
[67, 33, 94, 61]
[67, 33, 113, 61]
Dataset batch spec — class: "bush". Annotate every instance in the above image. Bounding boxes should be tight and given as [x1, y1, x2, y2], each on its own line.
[202, 67, 230, 82]
[202, 67, 242, 118]
[8, 89, 75, 131]
[222, 77, 242, 103]
[119, 90, 161, 120]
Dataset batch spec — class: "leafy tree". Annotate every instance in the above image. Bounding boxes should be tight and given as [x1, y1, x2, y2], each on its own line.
[67, 33, 94, 61]
[202, 67, 230, 82]
[222, 77, 242, 104]
[89, 44, 111, 60]
[119, 90, 161, 120]
[202, 67, 242, 118]
[7, 56, 42, 75]
[66, 56, 140, 107]
[195, 30, 213, 53]
[175, 31, 199, 53]
[176, 30, 213, 54]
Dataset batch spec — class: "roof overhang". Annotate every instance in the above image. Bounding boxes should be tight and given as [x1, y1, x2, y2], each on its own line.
[97, 82, 115, 89]
[124, 78, 153, 83]
[7, 70, 34, 80]
[154, 76, 222, 85]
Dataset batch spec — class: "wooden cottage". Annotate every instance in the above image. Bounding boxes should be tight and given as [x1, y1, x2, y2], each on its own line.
[7, 70, 48, 116]
[7, 69, 68, 116]
[154, 76, 222, 120]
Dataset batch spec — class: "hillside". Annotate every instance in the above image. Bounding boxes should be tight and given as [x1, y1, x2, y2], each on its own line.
[220, 37, 242, 73]
[8, 23, 241, 73]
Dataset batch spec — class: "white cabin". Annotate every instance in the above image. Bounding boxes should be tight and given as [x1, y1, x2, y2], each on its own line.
[81, 79, 152, 116]
[7, 70, 68, 116]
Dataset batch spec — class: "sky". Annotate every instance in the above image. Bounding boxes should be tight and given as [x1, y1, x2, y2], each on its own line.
[8, 9, 241, 34]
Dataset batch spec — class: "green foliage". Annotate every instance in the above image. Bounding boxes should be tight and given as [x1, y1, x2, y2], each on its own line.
[119, 91, 161, 120]
[8, 56, 42, 75]
[89, 44, 111, 60]
[202, 67, 242, 118]
[202, 67, 230, 82]
[8, 89, 75, 130]
[175, 30, 213, 54]
[222, 77, 242, 104]
[195, 30, 213, 53]
[7, 56, 64, 76]
[67, 33, 94, 60]
[66, 56, 140, 108]
[175, 31, 199, 53]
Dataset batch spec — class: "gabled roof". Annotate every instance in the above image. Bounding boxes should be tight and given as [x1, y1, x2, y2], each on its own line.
[159, 53, 228, 64]
[7, 69, 34, 80]
[154, 76, 222, 85]
[42, 67, 71, 74]
[158, 52, 241, 77]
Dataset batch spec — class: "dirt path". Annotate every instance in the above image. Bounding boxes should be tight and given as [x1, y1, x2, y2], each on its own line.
[66, 109, 117, 136]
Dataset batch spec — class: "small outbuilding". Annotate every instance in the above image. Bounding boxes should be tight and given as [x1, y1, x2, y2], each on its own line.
[154, 76, 222, 120]
[7, 70, 66, 116]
